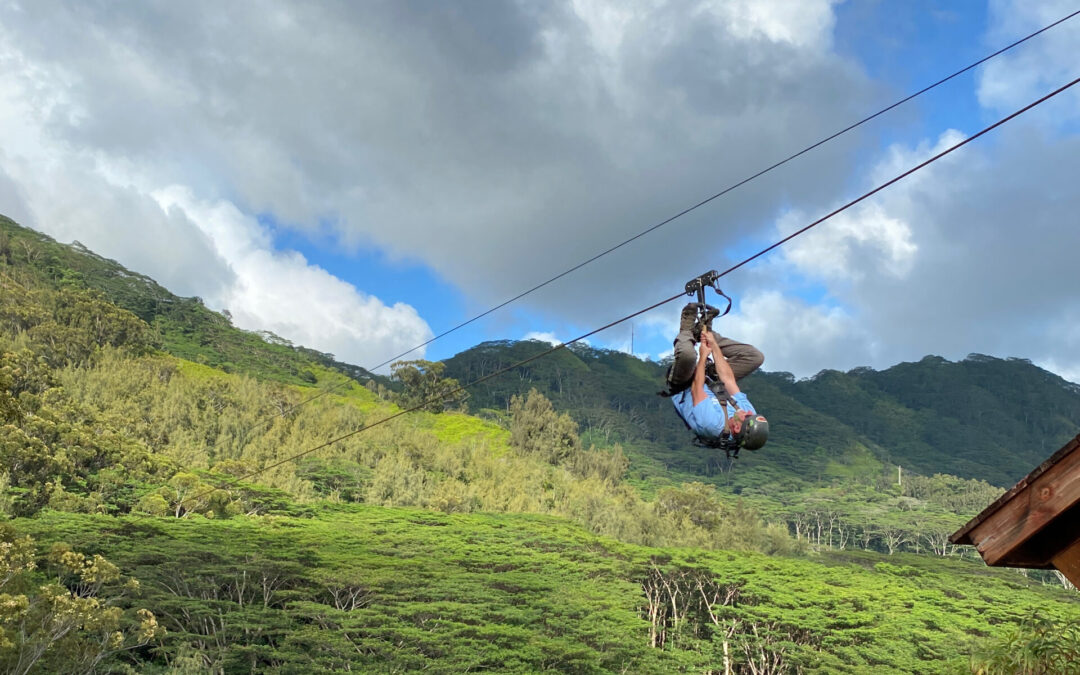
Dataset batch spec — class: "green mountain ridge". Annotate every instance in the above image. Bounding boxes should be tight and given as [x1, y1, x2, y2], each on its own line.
[8, 212, 1077, 491]
[1, 215, 386, 388]
[444, 339, 1080, 489]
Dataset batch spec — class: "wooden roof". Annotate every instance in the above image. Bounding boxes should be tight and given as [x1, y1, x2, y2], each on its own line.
[951, 433, 1080, 574]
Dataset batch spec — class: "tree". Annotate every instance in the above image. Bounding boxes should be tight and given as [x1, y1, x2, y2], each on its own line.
[509, 388, 581, 464]
[137, 472, 216, 518]
[0, 527, 163, 674]
[390, 360, 468, 413]
[654, 482, 724, 531]
[970, 612, 1080, 674]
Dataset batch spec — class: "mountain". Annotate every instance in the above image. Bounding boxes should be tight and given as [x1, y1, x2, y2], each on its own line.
[0, 214, 384, 387]
[8, 213, 1077, 491]
[444, 341, 1080, 489]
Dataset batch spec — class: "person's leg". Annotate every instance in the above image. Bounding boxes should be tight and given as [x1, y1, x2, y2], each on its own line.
[668, 305, 700, 389]
[670, 329, 698, 386]
[713, 337, 763, 381]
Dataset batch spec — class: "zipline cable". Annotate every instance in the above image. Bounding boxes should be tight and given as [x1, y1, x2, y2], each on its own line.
[266, 8, 1080, 423]
[184, 73, 1080, 505]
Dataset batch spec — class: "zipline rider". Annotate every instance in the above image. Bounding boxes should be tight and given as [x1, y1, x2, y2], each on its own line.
[662, 301, 769, 455]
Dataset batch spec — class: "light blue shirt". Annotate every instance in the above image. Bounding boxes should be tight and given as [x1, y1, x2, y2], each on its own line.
[673, 388, 756, 440]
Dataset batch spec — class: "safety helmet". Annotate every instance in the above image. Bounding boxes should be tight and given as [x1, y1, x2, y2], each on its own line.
[735, 414, 769, 450]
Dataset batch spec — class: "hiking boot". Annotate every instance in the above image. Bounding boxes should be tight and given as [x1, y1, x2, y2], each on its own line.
[693, 304, 722, 342]
[679, 303, 700, 334]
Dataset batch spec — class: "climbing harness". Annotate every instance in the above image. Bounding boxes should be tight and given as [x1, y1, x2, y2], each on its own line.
[670, 387, 745, 459]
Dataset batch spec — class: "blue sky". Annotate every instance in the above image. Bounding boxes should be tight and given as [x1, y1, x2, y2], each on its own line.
[1, 1, 1078, 381]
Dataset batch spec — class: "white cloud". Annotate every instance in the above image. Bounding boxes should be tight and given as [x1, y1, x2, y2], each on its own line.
[778, 202, 917, 282]
[5, 0, 1077, 387]
[1041, 359, 1080, 386]
[0, 165, 33, 228]
[523, 331, 563, 346]
[700, 0, 840, 49]
[0, 14, 432, 372]
[2, 153, 236, 301]
[151, 187, 433, 370]
[716, 290, 869, 376]
[978, 0, 1080, 116]
[744, 110, 1080, 379]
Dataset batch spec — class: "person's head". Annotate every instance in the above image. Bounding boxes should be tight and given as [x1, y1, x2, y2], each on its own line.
[729, 411, 769, 450]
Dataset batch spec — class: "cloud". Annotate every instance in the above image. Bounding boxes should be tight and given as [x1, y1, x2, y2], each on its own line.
[978, 0, 1080, 117]
[0, 34, 234, 300]
[757, 107, 1080, 378]
[0, 0, 877, 331]
[698, 0, 841, 49]
[0, 10, 434, 372]
[733, 12, 1080, 380]
[778, 202, 917, 282]
[717, 289, 869, 376]
[1, 155, 236, 301]
[0, 165, 33, 228]
[6, 0, 1075, 385]
[151, 187, 434, 370]
[523, 331, 563, 346]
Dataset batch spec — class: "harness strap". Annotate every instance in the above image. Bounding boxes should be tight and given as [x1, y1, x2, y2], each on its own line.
[673, 388, 740, 458]
[720, 390, 741, 435]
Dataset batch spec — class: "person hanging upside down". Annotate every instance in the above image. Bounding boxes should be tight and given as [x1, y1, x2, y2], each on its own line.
[662, 303, 769, 452]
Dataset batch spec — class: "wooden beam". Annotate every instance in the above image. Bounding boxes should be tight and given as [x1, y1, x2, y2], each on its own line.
[1053, 539, 1080, 588]
[965, 444, 1080, 567]
[953, 434, 1080, 546]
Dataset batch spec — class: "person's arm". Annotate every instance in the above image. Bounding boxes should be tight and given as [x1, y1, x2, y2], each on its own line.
[690, 340, 710, 405]
[705, 331, 741, 395]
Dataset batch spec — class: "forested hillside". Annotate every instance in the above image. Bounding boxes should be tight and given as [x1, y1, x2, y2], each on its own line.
[0, 215, 383, 387]
[1, 215, 1077, 673]
[444, 340, 1080, 488]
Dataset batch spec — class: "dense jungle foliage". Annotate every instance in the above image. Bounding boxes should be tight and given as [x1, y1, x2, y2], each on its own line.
[0, 215, 1078, 672]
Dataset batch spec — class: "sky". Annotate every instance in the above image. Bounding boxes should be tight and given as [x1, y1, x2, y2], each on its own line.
[1, 0, 1078, 382]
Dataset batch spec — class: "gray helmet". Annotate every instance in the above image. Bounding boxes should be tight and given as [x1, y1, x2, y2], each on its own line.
[736, 414, 769, 450]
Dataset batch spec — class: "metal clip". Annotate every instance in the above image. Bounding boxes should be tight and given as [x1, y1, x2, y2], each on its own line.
[683, 270, 732, 320]
[684, 270, 720, 300]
